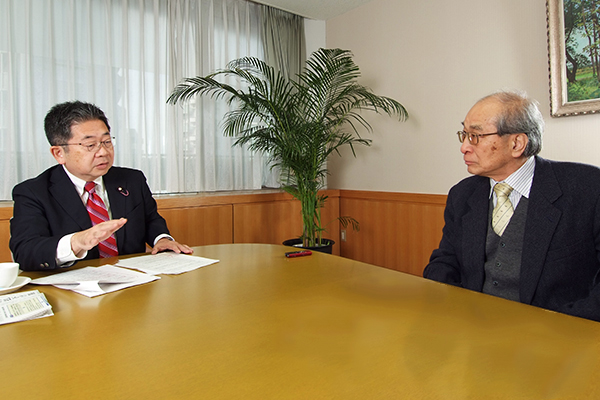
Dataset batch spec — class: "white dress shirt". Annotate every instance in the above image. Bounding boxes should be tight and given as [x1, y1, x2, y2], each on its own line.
[489, 156, 536, 209]
[56, 166, 171, 266]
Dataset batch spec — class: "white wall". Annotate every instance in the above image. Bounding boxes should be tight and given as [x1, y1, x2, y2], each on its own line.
[304, 17, 326, 54]
[323, 0, 600, 195]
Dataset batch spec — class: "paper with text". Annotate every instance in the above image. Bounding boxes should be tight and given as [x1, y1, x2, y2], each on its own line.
[116, 252, 219, 275]
[0, 290, 53, 325]
[31, 265, 159, 297]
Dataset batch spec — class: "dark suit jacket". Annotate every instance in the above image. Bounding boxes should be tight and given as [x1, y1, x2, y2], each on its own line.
[424, 156, 600, 322]
[10, 165, 170, 271]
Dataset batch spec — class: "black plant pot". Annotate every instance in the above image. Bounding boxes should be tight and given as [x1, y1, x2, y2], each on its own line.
[282, 238, 335, 254]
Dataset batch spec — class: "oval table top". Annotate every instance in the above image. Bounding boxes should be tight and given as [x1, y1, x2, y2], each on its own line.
[2, 243, 599, 399]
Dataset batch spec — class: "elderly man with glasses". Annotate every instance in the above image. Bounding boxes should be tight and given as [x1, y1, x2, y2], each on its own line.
[10, 101, 192, 271]
[424, 90, 600, 322]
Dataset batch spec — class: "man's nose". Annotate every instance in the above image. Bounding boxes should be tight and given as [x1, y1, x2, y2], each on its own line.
[460, 139, 471, 154]
[96, 143, 110, 156]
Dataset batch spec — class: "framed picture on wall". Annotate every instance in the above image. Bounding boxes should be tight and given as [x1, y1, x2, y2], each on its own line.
[547, 0, 600, 117]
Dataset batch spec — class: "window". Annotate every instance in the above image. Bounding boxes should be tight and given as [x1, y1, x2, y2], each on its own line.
[0, 0, 275, 200]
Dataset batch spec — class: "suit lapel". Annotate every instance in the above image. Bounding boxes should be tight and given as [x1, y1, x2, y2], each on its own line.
[103, 168, 128, 249]
[48, 166, 92, 230]
[462, 178, 490, 291]
[520, 157, 562, 304]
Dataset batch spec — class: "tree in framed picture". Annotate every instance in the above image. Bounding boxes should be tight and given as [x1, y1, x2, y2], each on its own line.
[547, 0, 600, 116]
[564, 0, 600, 101]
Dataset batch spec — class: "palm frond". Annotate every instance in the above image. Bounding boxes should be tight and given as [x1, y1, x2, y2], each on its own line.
[167, 48, 408, 246]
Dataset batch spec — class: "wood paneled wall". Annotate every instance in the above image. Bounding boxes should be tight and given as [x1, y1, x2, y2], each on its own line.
[154, 190, 340, 254]
[339, 190, 446, 276]
[0, 206, 11, 263]
[0, 190, 446, 276]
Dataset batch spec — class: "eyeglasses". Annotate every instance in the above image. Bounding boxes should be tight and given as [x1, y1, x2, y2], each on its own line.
[457, 130, 499, 145]
[57, 137, 115, 152]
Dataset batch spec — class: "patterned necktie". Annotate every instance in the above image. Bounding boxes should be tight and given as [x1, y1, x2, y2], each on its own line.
[492, 182, 514, 236]
[84, 182, 119, 258]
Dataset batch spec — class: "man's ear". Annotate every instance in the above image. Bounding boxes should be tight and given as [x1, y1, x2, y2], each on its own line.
[511, 133, 528, 158]
[50, 146, 66, 165]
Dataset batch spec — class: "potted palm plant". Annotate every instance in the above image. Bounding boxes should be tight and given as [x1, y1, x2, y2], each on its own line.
[167, 48, 407, 251]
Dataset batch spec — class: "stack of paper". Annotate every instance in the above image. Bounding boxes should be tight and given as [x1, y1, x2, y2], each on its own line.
[29, 254, 218, 298]
[0, 290, 53, 325]
[31, 265, 160, 297]
[116, 252, 219, 275]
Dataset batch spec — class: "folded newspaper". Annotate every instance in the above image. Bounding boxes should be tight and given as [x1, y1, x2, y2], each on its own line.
[0, 290, 53, 325]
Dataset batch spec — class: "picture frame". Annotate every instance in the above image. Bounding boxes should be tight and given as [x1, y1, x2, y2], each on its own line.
[547, 0, 600, 117]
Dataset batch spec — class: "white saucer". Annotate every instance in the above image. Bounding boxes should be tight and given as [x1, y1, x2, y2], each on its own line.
[0, 276, 32, 295]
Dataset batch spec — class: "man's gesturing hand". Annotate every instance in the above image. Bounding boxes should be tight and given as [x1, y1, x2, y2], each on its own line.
[70, 218, 127, 257]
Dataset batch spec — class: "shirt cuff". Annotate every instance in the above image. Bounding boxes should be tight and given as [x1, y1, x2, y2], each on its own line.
[57, 234, 87, 266]
[154, 234, 174, 246]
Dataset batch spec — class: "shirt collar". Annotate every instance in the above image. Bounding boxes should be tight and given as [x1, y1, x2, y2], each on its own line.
[489, 156, 536, 199]
[62, 165, 105, 198]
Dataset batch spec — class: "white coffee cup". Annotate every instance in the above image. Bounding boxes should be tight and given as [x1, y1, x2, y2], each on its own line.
[0, 263, 19, 288]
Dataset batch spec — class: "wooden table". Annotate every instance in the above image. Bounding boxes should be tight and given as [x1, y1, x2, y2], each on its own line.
[2, 244, 599, 399]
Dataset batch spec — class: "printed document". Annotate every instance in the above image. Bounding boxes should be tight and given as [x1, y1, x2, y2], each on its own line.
[0, 290, 53, 325]
[31, 265, 159, 297]
[116, 252, 219, 275]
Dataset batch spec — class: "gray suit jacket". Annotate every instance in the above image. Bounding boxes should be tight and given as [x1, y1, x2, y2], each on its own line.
[10, 165, 169, 271]
[424, 156, 600, 322]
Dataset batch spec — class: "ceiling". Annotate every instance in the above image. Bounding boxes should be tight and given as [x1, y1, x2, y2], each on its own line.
[252, 0, 373, 20]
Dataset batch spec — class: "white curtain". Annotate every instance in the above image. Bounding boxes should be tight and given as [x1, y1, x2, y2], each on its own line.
[0, 0, 275, 200]
[259, 5, 305, 188]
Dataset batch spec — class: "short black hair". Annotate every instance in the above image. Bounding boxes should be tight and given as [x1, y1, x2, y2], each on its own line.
[44, 101, 111, 145]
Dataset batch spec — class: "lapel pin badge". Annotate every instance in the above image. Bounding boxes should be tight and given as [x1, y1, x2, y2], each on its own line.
[117, 187, 129, 196]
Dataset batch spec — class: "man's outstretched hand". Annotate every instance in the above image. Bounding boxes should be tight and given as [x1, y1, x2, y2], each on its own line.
[71, 218, 127, 257]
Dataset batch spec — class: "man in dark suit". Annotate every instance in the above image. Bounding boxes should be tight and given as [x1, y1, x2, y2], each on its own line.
[424, 91, 600, 322]
[10, 101, 192, 271]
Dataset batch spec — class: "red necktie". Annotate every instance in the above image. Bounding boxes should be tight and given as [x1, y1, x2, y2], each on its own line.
[84, 182, 119, 258]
